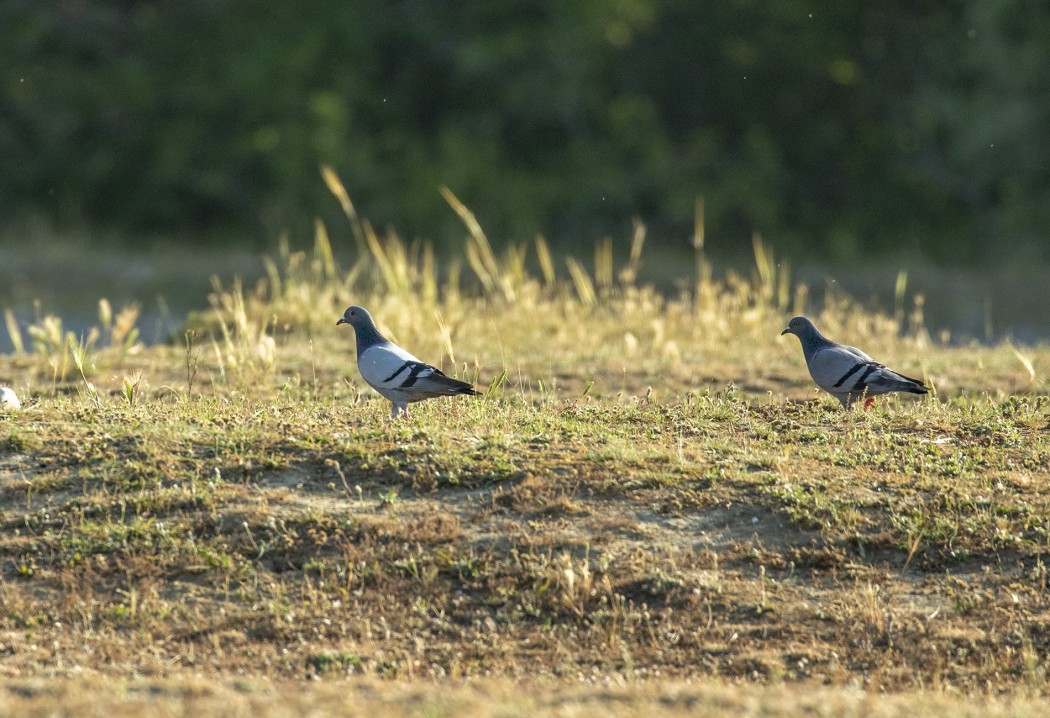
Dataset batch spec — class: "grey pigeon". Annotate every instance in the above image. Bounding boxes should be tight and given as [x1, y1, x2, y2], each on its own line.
[781, 316, 928, 409]
[337, 306, 480, 418]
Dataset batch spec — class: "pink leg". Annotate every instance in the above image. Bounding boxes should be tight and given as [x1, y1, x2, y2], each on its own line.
[864, 396, 875, 411]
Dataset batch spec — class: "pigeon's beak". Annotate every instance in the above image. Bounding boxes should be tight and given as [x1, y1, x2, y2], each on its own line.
[780, 327, 790, 336]
[336, 317, 346, 326]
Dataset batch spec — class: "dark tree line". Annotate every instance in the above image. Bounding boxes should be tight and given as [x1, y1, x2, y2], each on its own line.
[2, 0, 1048, 262]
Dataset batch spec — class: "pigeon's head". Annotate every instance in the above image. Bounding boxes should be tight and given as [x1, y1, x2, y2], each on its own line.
[781, 316, 818, 338]
[336, 305, 374, 329]
[337, 306, 387, 350]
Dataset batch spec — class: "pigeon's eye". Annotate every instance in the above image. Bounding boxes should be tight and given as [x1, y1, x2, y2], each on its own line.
[350, 310, 356, 316]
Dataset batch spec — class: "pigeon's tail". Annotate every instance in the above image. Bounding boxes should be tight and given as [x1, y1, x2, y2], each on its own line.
[449, 381, 481, 397]
[881, 372, 928, 395]
[417, 372, 480, 397]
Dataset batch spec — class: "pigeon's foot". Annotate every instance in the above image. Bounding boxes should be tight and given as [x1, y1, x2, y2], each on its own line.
[863, 396, 875, 411]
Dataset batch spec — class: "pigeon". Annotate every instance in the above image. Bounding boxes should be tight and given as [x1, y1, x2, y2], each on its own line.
[781, 316, 928, 409]
[337, 305, 480, 418]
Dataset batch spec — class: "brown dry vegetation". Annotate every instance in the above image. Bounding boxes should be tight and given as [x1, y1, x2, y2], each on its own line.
[1, 191, 1050, 715]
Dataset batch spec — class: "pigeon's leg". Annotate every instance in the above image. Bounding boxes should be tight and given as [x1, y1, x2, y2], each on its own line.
[863, 396, 875, 411]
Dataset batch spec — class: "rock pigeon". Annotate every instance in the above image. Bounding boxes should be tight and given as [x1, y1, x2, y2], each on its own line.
[781, 316, 928, 409]
[0, 386, 20, 411]
[337, 306, 480, 418]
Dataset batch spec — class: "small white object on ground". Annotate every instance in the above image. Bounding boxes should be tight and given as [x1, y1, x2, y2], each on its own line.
[0, 386, 20, 410]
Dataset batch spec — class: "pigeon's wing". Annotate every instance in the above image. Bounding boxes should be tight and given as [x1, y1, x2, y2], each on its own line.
[358, 343, 478, 398]
[806, 343, 879, 394]
[809, 343, 926, 396]
[357, 342, 424, 391]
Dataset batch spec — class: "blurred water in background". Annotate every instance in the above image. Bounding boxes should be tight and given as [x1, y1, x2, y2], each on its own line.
[0, 244, 263, 355]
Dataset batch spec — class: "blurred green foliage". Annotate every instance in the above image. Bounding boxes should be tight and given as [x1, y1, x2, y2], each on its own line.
[2, 0, 1048, 262]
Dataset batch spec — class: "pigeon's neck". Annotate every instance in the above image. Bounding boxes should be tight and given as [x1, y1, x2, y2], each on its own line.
[799, 331, 832, 360]
[353, 323, 388, 353]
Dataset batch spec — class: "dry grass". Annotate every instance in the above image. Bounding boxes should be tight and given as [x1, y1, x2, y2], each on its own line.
[1, 177, 1050, 712]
